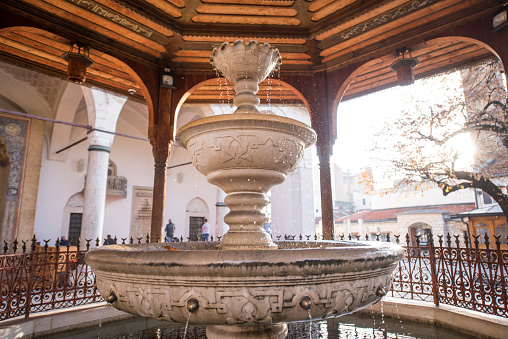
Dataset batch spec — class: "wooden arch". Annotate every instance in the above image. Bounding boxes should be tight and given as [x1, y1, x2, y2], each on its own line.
[331, 35, 502, 139]
[0, 26, 155, 129]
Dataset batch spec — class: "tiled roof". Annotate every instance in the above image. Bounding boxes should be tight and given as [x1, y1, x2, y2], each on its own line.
[337, 204, 476, 222]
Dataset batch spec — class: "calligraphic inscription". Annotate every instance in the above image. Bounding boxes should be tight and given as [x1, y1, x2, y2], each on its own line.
[340, 0, 440, 41]
[66, 0, 154, 38]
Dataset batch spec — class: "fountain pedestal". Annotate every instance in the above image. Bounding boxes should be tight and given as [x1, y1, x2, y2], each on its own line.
[176, 113, 315, 250]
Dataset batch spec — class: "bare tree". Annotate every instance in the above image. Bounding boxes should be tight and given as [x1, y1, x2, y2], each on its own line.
[374, 60, 508, 217]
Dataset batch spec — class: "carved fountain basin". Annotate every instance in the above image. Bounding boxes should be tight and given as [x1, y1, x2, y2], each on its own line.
[86, 240, 403, 325]
[176, 113, 316, 179]
[176, 113, 317, 250]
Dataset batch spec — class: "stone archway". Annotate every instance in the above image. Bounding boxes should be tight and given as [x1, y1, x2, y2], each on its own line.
[408, 222, 433, 246]
[331, 36, 503, 140]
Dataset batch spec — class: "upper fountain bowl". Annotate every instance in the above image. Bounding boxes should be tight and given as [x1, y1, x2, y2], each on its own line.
[210, 40, 281, 84]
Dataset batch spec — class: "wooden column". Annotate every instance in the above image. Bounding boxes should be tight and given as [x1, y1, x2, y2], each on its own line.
[309, 72, 334, 240]
[317, 146, 334, 240]
[148, 73, 215, 241]
[150, 85, 173, 241]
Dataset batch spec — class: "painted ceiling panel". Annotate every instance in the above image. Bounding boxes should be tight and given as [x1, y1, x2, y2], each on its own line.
[0, 0, 499, 102]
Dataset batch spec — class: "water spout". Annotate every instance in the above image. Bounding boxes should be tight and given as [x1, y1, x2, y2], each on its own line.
[187, 298, 199, 313]
[299, 296, 312, 311]
[105, 291, 117, 303]
[376, 286, 387, 297]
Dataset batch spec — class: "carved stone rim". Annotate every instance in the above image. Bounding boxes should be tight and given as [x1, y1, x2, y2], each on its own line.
[86, 241, 403, 277]
[176, 113, 316, 149]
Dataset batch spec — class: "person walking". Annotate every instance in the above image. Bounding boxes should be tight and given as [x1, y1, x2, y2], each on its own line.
[165, 219, 175, 242]
[201, 218, 210, 241]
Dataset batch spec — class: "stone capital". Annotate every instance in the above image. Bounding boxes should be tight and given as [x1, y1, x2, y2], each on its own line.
[87, 129, 115, 148]
[82, 87, 127, 147]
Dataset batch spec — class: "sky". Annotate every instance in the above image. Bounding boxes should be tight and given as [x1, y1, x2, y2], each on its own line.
[332, 71, 474, 186]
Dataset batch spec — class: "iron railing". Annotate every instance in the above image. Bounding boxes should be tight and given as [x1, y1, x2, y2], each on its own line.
[391, 233, 508, 317]
[0, 233, 507, 321]
[0, 238, 98, 321]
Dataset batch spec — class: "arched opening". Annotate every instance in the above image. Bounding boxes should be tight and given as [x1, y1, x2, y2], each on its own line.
[328, 36, 502, 225]
[173, 77, 312, 140]
[0, 26, 155, 128]
[185, 197, 209, 241]
[168, 77, 316, 238]
[332, 36, 502, 140]
[62, 192, 84, 246]
[408, 222, 432, 247]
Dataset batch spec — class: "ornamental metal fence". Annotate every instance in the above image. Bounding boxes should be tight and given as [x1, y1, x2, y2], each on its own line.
[390, 233, 508, 317]
[0, 233, 507, 321]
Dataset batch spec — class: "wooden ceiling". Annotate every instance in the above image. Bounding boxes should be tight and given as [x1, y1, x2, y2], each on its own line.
[0, 0, 501, 105]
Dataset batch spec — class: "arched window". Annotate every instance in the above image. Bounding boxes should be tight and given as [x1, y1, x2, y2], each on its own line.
[62, 192, 84, 245]
[108, 160, 117, 177]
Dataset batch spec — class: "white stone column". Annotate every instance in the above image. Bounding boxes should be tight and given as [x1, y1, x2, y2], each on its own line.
[215, 187, 229, 239]
[80, 88, 126, 246]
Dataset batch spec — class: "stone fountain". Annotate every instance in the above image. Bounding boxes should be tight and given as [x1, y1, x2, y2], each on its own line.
[86, 40, 403, 339]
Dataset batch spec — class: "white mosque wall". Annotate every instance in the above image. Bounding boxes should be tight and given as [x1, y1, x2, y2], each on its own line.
[103, 133, 153, 240]
[34, 139, 88, 241]
[164, 144, 217, 241]
[33, 101, 154, 243]
[271, 146, 315, 238]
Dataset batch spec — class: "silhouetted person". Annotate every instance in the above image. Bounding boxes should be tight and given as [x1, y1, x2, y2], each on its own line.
[60, 236, 68, 246]
[106, 235, 114, 245]
[165, 219, 175, 242]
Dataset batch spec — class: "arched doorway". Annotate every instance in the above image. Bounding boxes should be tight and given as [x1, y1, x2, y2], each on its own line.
[185, 197, 209, 241]
[408, 222, 432, 246]
[62, 192, 84, 246]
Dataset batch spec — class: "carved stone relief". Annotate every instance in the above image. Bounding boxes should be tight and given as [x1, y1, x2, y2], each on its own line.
[129, 186, 153, 240]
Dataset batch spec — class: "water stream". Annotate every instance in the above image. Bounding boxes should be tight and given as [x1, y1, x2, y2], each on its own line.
[182, 312, 192, 339]
[393, 300, 405, 335]
[307, 310, 313, 338]
[96, 303, 110, 339]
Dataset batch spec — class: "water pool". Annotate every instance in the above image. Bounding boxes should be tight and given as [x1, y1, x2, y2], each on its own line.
[43, 310, 477, 339]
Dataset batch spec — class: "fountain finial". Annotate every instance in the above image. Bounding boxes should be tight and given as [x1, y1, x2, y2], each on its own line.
[210, 40, 281, 113]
